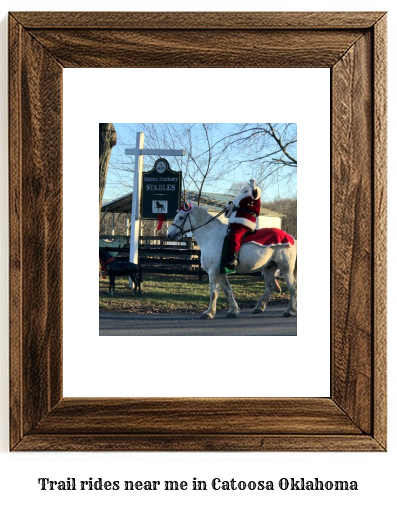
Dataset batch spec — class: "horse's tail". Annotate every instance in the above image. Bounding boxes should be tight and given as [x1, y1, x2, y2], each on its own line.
[138, 263, 143, 282]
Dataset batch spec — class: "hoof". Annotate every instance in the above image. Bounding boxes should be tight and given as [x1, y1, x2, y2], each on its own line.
[253, 308, 264, 314]
[225, 312, 237, 318]
[200, 313, 213, 320]
[283, 310, 293, 317]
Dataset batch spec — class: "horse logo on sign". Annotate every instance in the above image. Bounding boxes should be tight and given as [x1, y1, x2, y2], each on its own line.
[153, 200, 168, 213]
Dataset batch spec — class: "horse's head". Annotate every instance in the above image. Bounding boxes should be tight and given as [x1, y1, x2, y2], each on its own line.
[167, 202, 193, 240]
[99, 247, 109, 261]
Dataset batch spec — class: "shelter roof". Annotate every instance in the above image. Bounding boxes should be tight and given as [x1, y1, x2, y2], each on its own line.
[186, 191, 285, 218]
[101, 193, 132, 213]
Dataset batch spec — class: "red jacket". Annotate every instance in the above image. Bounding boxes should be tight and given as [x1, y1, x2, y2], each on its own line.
[226, 184, 261, 231]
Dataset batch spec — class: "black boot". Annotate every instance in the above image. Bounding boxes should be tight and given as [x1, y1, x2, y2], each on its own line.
[225, 251, 238, 268]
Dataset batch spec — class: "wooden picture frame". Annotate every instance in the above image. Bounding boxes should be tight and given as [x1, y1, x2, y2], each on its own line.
[9, 11, 387, 451]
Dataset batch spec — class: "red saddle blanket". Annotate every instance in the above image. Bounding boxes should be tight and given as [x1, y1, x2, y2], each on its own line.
[243, 227, 294, 247]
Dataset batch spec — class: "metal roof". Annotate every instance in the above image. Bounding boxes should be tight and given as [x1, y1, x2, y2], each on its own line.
[101, 193, 133, 213]
[186, 191, 285, 218]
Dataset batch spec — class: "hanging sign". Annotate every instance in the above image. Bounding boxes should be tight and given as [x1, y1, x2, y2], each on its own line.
[141, 158, 182, 220]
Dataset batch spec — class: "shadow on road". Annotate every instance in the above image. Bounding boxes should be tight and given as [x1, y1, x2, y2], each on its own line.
[99, 305, 297, 336]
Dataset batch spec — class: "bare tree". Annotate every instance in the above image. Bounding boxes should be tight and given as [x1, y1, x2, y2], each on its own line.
[233, 123, 296, 192]
[109, 123, 233, 205]
[211, 123, 297, 196]
[140, 123, 238, 204]
[99, 123, 117, 226]
[228, 181, 246, 195]
[106, 123, 297, 204]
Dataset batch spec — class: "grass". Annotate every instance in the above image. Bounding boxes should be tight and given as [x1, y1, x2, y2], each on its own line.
[99, 273, 290, 313]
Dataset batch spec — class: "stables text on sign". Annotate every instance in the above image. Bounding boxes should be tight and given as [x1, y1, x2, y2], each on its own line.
[141, 158, 182, 220]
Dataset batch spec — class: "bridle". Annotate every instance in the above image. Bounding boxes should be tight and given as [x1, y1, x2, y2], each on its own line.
[170, 206, 227, 236]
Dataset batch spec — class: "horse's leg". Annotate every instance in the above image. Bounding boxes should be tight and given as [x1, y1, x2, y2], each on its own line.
[283, 269, 297, 317]
[219, 275, 239, 318]
[128, 274, 134, 295]
[109, 275, 115, 295]
[127, 271, 134, 295]
[253, 264, 278, 314]
[201, 272, 220, 320]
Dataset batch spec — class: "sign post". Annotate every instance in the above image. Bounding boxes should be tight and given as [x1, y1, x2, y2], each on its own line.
[128, 132, 145, 267]
[125, 133, 185, 284]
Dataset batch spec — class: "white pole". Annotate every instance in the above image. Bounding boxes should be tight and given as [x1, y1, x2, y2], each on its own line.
[129, 132, 145, 269]
[126, 132, 184, 286]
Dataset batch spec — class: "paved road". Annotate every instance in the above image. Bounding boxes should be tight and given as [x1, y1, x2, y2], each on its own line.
[99, 305, 297, 336]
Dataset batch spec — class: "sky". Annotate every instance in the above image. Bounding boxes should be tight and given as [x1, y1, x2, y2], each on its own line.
[104, 123, 297, 203]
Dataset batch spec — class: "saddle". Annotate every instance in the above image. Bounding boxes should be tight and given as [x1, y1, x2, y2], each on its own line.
[243, 227, 294, 247]
[219, 228, 294, 275]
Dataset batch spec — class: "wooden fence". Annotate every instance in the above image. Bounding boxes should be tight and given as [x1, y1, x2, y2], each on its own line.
[100, 235, 204, 280]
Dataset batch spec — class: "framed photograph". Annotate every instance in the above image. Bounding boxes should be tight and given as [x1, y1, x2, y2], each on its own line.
[9, 11, 387, 451]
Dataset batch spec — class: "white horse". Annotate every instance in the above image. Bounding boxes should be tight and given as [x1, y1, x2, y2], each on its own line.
[168, 203, 297, 320]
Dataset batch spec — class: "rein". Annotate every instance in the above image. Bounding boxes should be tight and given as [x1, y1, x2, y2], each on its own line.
[100, 256, 115, 278]
[171, 206, 227, 235]
[100, 256, 115, 269]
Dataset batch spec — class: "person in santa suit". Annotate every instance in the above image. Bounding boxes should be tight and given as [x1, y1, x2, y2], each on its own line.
[224, 179, 261, 268]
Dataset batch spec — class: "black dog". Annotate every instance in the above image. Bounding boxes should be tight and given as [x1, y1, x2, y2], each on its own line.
[99, 247, 142, 295]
